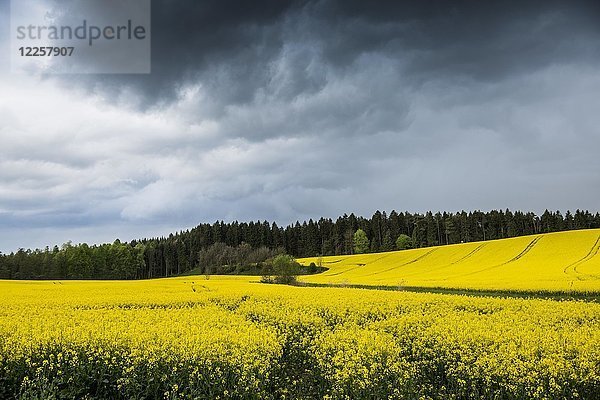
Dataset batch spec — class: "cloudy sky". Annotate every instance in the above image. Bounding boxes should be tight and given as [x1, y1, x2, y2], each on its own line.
[1, 0, 600, 252]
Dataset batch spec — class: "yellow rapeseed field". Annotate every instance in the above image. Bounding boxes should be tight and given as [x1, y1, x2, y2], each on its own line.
[1, 277, 599, 398]
[298, 229, 600, 293]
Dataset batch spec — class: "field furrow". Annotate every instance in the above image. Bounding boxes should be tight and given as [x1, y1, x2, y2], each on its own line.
[300, 229, 600, 293]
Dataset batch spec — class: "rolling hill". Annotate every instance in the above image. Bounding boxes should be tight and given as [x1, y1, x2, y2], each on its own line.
[298, 228, 600, 293]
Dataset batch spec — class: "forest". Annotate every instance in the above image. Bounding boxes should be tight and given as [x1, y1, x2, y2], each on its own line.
[1, 209, 599, 280]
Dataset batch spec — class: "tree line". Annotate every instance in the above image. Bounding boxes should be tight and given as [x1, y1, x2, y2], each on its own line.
[1, 209, 599, 280]
[0, 240, 145, 280]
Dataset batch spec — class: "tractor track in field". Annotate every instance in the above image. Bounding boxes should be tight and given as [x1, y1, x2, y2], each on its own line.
[402, 243, 487, 277]
[450, 236, 543, 279]
[564, 235, 600, 280]
[451, 243, 487, 265]
[323, 253, 393, 277]
[360, 248, 438, 277]
[503, 236, 543, 264]
[395, 244, 488, 279]
[322, 266, 362, 277]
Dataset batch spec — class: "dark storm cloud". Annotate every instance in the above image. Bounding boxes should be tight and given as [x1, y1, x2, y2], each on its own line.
[75, 0, 600, 105]
[2, 0, 600, 251]
[52, 0, 600, 154]
[78, 0, 304, 105]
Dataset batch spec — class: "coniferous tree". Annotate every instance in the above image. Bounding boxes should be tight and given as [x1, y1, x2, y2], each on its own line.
[3, 208, 599, 280]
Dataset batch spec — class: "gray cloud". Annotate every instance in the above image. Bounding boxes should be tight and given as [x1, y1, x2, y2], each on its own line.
[1, 0, 600, 251]
[64, 1, 600, 104]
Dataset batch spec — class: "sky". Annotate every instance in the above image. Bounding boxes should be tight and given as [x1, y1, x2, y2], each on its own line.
[1, 0, 600, 252]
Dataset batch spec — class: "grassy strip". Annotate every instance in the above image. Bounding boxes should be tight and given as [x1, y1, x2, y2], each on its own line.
[292, 281, 600, 302]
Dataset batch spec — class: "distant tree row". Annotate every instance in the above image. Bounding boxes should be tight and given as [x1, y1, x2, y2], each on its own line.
[0, 240, 145, 280]
[1, 209, 599, 280]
